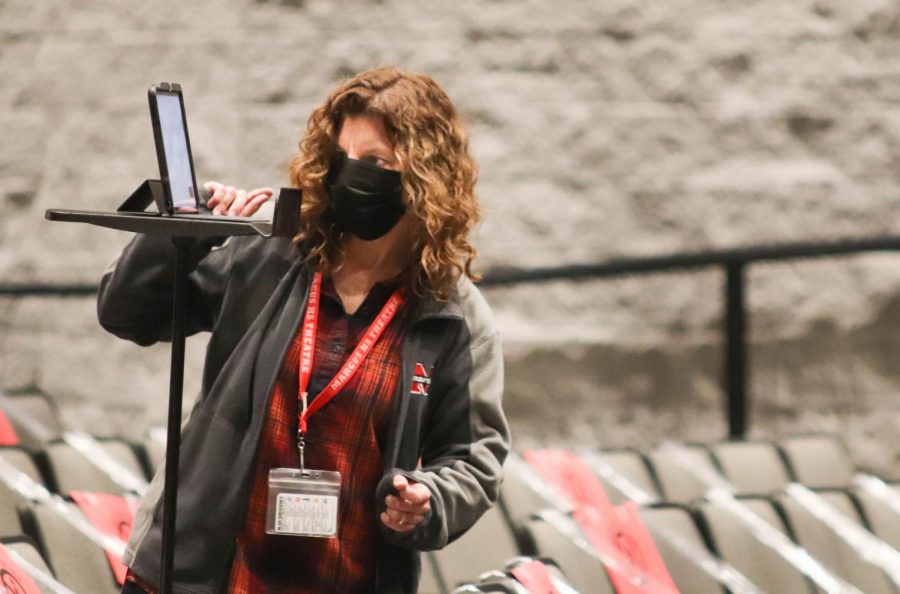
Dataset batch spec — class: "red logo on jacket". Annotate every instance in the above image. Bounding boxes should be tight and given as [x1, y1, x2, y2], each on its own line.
[410, 363, 432, 396]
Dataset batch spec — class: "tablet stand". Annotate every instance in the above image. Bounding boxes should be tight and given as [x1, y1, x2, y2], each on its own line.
[46, 180, 302, 594]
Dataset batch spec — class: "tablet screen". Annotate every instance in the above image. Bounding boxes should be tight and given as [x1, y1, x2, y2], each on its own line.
[153, 91, 197, 211]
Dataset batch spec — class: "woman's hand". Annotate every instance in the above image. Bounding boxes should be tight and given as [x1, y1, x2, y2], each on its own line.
[203, 181, 274, 217]
[380, 474, 431, 533]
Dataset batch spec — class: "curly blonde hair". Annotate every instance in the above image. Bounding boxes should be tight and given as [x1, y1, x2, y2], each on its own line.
[288, 67, 481, 301]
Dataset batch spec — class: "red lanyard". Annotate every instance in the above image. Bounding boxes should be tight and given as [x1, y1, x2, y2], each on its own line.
[297, 272, 404, 438]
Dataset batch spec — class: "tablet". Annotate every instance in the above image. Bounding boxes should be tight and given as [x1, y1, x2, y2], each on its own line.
[148, 83, 199, 214]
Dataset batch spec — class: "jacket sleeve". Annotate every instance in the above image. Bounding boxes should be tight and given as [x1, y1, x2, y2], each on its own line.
[97, 234, 235, 346]
[376, 323, 510, 551]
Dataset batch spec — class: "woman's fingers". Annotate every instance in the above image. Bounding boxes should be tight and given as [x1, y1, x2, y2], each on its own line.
[203, 181, 226, 208]
[248, 187, 274, 200]
[381, 474, 431, 532]
[202, 182, 272, 217]
[385, 494, 431, 515]
[380, 512, 414, 532]
[384, 507, 426, 524]
[390, 475, 431, 507]
[240, 187, 274, 217]
[227, 189, 249, 216]
[380, 511, 422, 533]
[209, 185, 236, 215]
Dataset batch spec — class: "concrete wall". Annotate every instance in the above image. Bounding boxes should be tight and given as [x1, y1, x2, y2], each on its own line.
[1, 0, 899, 477]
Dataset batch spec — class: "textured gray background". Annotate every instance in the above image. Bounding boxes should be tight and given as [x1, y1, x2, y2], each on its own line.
[1, 0, 899, 477]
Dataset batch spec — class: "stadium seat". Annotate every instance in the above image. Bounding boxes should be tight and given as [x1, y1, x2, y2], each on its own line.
[19, 500, 122, 594]
[432, 504, 520, 591]
[0, 447, 46, 536]
[710, 439, 791, 496]
[581, 449, 662, 504]
[0, 392, 62, 449]
[499, 454, 562, 545]
[504, 556, 568, 578]
[1, 535, 52, 573]
[647, 444, 720, 504]
[0, 535, 58, 594]
[853, 481, 900, 550]
[521, 509, 615, 594]
[451, 576, 528, 593]
[502, 557, 578, 593]
[776, 488, 896, 594]
[779, 434, 856, 489]
[696, 496, 817, 594]
[636, 503, 726, 594]
[43, 437, 148, 496]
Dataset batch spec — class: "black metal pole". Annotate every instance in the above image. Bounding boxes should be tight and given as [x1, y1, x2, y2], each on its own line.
[724, 263, 748, 438]
[161, 238, 190, 594]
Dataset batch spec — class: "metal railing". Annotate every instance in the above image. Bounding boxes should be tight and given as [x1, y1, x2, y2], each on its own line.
[6, 234, 900, 437]
[480, 235, 900, 437]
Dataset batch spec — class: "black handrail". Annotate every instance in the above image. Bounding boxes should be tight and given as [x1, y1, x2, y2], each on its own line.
[480, 234, 900, 438]
[479, 235, 900, 286]
[7, 233, 900, 437]
[0, 284, 97, 297]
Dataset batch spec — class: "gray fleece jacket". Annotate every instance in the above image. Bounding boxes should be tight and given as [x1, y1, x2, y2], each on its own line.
[96, 233, 510, 594]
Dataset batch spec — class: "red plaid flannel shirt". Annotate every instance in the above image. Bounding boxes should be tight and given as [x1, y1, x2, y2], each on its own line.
[127, 278, 409, 594]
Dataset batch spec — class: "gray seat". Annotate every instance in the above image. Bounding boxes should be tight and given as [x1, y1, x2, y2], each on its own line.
[582, 449, 661, 504]
[44, 438, 147, 495]
[777, 488, 896, 594]
[504, 556, 570, 579]
[432, 504, 520, 591]
[522, 509, 615, 594]
[1, 536, 58, 594]
[0, 393, 62, 449]
[696, 496, 817, 594]
[637, 505, 725, 594]
[648, 444, 720, 504]
[0, 447, 45, 537]
[451, 576, 528, 593]
[779, 434, 856, 489]
[453, 557, 576, 594]
[23, 500, 122, 594]
[499, 454, 562, 536]
[711, 440, 791, 496]
[853, 482, 900, 550]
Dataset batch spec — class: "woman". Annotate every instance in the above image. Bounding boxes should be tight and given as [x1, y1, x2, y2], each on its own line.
[100, 67, 509, 593]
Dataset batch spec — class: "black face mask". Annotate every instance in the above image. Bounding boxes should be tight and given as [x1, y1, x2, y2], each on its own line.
[326, 153, 406, 241]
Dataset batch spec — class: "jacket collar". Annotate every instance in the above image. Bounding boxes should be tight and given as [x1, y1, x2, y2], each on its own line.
[412, 296, 462, 322]
[409, 287, 464, 323]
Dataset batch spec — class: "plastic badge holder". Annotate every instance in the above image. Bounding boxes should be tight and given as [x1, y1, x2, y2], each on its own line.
[266, 468, 341, 538]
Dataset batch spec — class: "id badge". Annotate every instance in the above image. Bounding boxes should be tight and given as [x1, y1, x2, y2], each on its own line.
[265, 468, 341, 538]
